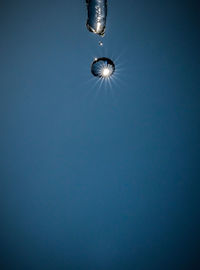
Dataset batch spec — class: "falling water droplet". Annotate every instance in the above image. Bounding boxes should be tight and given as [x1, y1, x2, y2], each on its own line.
[91, 57, 115, 78]
[99, 41, 103, 46]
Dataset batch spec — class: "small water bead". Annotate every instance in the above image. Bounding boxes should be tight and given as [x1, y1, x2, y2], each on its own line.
[99, 41, 103, 46]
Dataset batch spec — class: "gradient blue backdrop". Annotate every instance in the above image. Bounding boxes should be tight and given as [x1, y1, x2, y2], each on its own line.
[0, 0, 199, 269]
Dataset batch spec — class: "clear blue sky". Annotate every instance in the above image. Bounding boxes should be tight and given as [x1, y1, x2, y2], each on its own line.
[0, 0, 199, 269]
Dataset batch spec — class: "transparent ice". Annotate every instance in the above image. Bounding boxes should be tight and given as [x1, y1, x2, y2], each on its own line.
[86, 0, 107, 36]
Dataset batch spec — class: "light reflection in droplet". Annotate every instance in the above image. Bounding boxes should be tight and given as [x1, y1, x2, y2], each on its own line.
[91, 57, 115, 78]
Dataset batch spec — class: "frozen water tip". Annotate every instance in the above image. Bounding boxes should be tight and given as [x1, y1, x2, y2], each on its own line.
[86, 0, 107, 36]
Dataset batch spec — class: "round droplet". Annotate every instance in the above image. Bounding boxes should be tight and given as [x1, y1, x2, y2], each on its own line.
[99, 41, 103, 46]
[91, 57, 115, 78]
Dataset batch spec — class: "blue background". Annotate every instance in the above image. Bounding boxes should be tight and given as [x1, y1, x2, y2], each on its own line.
[0, 0, 199, 269]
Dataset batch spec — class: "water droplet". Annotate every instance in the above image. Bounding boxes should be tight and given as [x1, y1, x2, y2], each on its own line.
[91, 57, 115, 78]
